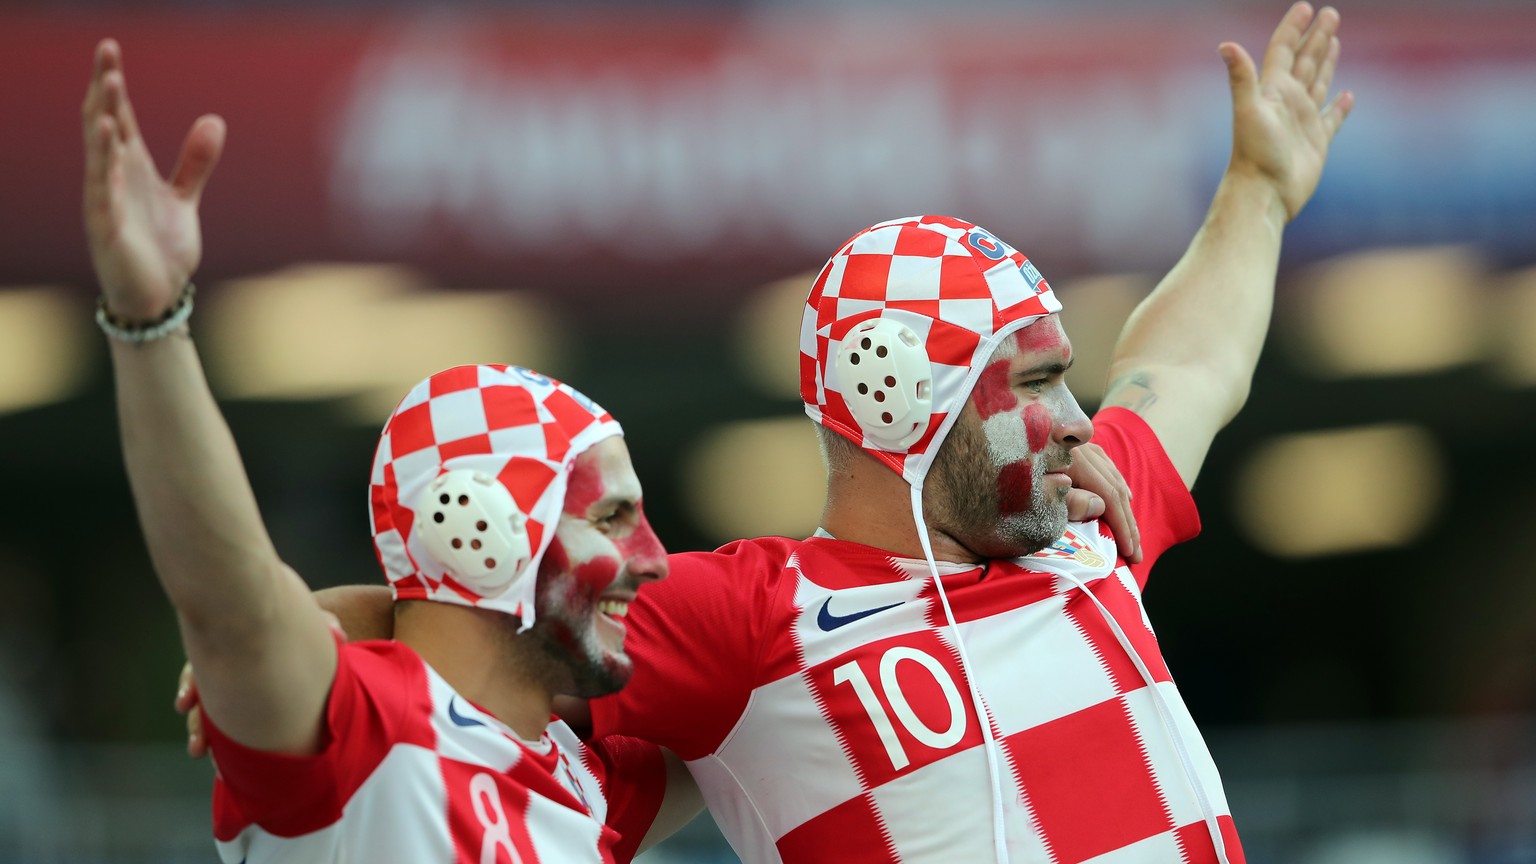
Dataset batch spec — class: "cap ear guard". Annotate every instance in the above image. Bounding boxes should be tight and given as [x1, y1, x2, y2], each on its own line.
[835, 318, 934, 450]
[414, 469, 532, 597]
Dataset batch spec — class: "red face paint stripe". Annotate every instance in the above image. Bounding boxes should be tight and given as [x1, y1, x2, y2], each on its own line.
[1023, 403, 1052, 453]
[973, 358, 1018, 420]
[997, 460, 1035, 516]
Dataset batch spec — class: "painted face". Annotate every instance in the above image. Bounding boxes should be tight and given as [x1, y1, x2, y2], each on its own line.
[927, 314, 1093, 558]
[530, 436, 667, 697]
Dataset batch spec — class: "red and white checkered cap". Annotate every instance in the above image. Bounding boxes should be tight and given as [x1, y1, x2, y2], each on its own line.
[799, 215, 1062, 487]
[369, 364, 622, 626]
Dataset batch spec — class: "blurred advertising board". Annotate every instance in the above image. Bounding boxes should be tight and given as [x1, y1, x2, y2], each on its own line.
[5, 7, 1534, 297]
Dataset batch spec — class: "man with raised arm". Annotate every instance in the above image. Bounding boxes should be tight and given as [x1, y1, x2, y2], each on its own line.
[83, 38, 697, 862]
[586, 5, 1352, 863]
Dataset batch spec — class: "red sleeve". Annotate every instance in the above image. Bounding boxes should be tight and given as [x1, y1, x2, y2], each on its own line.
[588, 734, 667, 863]
[1089, 407, 1201, 589]
[590, 537, 799, 760]
[204, 639, 426, 840]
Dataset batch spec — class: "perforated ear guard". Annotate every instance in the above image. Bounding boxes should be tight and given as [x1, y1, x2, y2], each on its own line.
[835, 318, 934, 450]
[414, 469, 532, 597]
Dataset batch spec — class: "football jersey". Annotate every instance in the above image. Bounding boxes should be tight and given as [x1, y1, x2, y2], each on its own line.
[593, 408, 1244, 863]
[204, 639, 665, 863]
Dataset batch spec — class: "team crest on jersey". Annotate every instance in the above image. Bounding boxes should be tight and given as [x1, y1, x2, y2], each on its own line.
[1038, 527, 1108, 568]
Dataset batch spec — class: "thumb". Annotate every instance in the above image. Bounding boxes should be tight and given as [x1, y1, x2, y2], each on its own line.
[169, 114, 226, 202]
[1219, 42, 1259, 104]
[1064, 490, 1106, 523]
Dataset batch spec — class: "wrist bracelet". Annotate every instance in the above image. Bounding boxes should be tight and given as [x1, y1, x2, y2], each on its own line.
[96, 282, 196, 343]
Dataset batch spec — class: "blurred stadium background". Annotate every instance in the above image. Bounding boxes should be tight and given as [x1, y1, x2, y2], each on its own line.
[2, 0, 1534, 861]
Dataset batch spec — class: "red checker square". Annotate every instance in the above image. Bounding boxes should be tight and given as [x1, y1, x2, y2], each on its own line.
[885, 299, 942, 319]
[1004, 697, 1173, 863]
[1064, 579, 1171, 692]
[542, 423, 571, 463]
[438, 433, 493, 463]
[891, 224, 948, 257]
[938, 256, 993, 299]
[439, 759, 541, 864]
[774, 794, 898, 864]
[837, 254, 896, 300]
[481, 385, 541, 432]
[543, 388, 600, 439]
[922, 563, 1057, 626]
[428, 366, 481, 397]
[993, 293, 1052, 329]
[922, 319, 982, 366]
[498, 458, 558, 515]
[1175, 815, 1247, 864]
[388, 402, 438, 458]
[805, 629, 985, 789]
[800, 348, 821, 402]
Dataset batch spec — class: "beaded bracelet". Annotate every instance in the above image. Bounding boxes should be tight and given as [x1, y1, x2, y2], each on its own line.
[95, 282, 196, 344]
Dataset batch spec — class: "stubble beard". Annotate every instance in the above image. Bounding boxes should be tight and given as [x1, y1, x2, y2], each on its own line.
[501, 573, 630, 699]
[927, 412, 1069, 560]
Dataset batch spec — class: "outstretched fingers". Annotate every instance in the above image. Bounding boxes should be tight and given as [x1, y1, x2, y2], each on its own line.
[1260, 2, 1315, 85]
[1291, 6, 1340, 96]
[1313, 36, 1342, 106]
[1321, 88, 1355, 139]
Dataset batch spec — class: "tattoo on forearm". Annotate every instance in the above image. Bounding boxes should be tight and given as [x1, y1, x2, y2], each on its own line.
[1102, 371, 1158, 413]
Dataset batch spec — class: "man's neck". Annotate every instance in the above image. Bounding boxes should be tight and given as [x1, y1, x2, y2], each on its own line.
[396, 603, 555, 741]
[821, 468, 981, 565]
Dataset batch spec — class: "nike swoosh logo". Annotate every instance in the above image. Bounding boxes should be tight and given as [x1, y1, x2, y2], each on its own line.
[447, 697, 486, 729]
[817, 597, 902, 631]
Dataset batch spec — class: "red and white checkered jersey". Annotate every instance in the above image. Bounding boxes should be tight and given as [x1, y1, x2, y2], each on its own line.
[205, 639, 665, 863]
[593, 408, 1245, 863]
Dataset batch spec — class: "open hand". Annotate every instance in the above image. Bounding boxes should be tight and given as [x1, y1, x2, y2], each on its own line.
[82, 39, 225, 322]
[1220, 2, 1354, 221]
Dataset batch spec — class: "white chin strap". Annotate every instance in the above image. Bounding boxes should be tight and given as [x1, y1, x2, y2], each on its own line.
[414, 469, 531, 597]
[835, 318, 933, 450]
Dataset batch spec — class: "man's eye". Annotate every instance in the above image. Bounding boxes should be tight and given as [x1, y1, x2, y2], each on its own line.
[1020, 379, 1048, 393]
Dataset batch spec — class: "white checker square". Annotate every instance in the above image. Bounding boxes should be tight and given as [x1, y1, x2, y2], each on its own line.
[393, 381, 433, 414]
[1080, 829, 1184, 864]
[957, 594, 1120, 737]
[938, 299, 994, 330]
[830, 297, 886, 330]
[390, 446, 443, 498]
[375, 528, 414, 581]
[871, 743, 1050, 862]
[820, 254, 849, 299]
[791, 579, 929, 671]
[371, 434, 393, 484]
[708, 672, 865, 841]
[854, 225, 900, 255]
[429, 389, 489, 444]
[487, 425, 547, 462]
[885, 254, 944, 301]
[799, 300, 820, 356]
[1121, 683, 1231, 829]
[1114, 566, 1157, 636]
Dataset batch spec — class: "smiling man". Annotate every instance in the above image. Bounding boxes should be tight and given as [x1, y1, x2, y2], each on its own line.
[82, 38, 693, 863]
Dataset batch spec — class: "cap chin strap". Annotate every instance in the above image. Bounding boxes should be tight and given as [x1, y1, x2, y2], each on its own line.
[836, 319, 933, 450]
[415, 469, 532, 600]
[910, 483, 1011, 864]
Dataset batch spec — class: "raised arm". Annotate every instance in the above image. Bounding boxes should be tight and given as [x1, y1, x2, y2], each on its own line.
[84, 39, 335, 754]
[1101, 2, 1353, 487]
